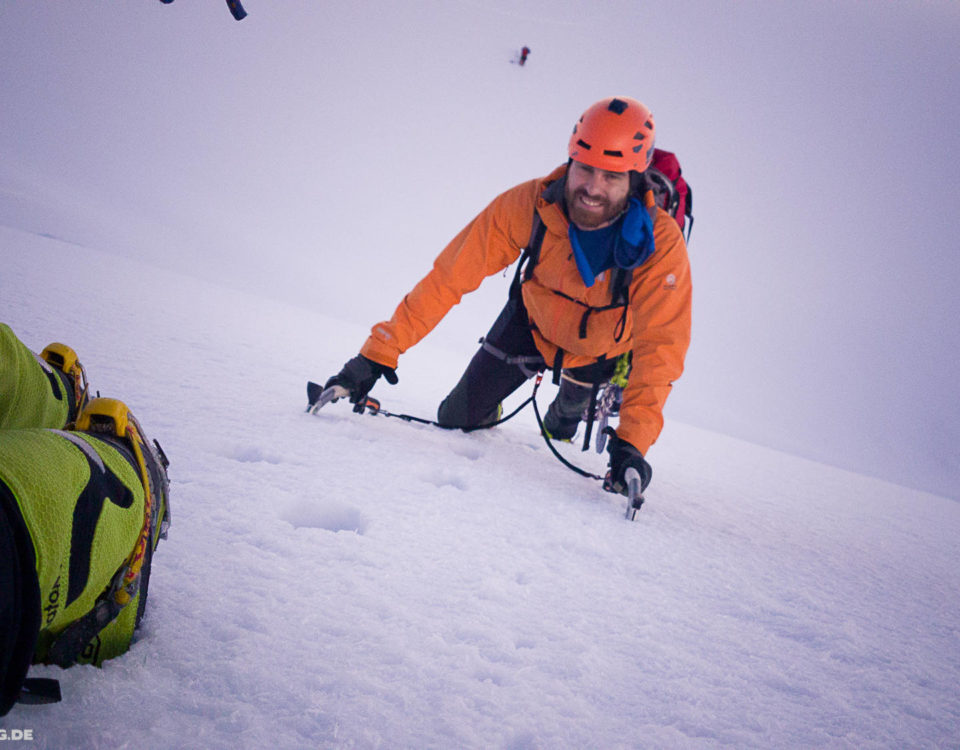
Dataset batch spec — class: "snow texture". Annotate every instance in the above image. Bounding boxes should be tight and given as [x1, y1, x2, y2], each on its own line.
[2, 228, 959, 748]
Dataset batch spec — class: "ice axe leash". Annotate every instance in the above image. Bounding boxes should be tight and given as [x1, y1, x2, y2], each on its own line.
[306, 382, 534, 429]
[527, 376, 604, 482]
[306, 374, 644, 519]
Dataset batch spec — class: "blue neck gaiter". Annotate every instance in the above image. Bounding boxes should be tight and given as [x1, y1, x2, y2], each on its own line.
[568, 197, 656, 287]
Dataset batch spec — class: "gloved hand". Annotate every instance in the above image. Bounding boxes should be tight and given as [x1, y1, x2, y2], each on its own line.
[602, 427, 652, 495]
[325, 355, 398, 413]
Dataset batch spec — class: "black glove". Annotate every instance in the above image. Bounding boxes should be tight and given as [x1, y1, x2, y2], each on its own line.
[325, 355, 398, 412]
[602, 427, 652, 495]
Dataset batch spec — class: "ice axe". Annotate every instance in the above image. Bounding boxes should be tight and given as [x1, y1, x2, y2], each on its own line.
[306, 382, 380, 415]
[623, 466, 644, 521]
[159, 0, 247, 21]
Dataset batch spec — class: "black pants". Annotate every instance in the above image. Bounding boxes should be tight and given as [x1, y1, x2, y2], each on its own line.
[0, 481, 40, 717]
[437, 298, 618, 430]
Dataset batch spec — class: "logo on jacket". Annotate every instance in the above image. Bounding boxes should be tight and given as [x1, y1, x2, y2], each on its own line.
[663, 273, 677, 291]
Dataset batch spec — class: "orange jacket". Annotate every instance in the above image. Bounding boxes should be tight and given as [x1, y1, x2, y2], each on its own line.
[361, 164, 692, 454]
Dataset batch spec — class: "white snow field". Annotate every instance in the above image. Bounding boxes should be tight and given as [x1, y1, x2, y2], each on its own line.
[2, 228, 958, 748]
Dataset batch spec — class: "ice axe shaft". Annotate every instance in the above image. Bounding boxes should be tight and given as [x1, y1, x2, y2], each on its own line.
[226, 0, 247, 20]
[159, 0, 247, 20]
[624, 466, 644, 521]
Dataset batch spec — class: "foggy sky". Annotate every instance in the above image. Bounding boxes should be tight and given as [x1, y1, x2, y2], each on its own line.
[1, 0, 958, 498]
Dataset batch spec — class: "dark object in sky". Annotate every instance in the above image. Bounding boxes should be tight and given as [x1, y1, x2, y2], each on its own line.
[519, 46, 530, 65]
[158, 0, 247, 21]
[225, 0, 247, 20]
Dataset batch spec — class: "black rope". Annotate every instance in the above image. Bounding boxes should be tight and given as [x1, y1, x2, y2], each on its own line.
[345, 377, 605, 482]
[528, 379, 604, 481]
[372, 392, 534, 431]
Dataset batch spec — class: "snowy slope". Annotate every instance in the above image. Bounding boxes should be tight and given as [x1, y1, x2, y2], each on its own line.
[2, 230, 958, 748]
[2, 1, 959, 500]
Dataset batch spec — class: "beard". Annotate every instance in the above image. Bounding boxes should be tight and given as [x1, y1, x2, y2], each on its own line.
[565, 185, 629, 230]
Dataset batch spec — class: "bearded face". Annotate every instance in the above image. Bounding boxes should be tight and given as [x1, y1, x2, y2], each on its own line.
[564, 160, 631, 229]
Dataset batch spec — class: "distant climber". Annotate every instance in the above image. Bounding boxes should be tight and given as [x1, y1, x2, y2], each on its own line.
[519, 46, 531, 66]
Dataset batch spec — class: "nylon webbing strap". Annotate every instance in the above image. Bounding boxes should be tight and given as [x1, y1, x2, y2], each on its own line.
[46, 594, 124, 668]
[523, 214, 546, 282]
[510, 211, 547, 300]
[581, 380, 602, 453]
[479, 338, 544, 379]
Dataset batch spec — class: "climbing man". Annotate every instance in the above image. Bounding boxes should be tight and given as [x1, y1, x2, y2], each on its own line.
[324, 96, 692, 497]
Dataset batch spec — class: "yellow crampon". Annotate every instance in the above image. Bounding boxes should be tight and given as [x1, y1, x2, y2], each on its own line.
[40, 342, 90, 424]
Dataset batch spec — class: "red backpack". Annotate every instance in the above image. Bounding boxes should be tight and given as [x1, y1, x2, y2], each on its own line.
[647, 149, 693, 242]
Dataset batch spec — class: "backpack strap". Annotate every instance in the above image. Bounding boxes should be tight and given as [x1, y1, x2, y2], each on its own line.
[610, 266, 632, 341]
[523, 212, 546, 282]
[510, 204, 640, 384]
[504, 210, 558, 381]
[509, 210, 546, 299]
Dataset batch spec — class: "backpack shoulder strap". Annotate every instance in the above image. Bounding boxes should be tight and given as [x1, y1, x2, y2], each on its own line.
[509, 210, 546, 298]
[523, 210, 546, 281]
[609, 266, 633, 306]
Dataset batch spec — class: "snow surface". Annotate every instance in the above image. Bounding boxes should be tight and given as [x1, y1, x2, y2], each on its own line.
[2, 228, 959, 748]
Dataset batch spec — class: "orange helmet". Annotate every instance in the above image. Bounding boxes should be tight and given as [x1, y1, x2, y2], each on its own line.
[568, 96, 656, 172]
